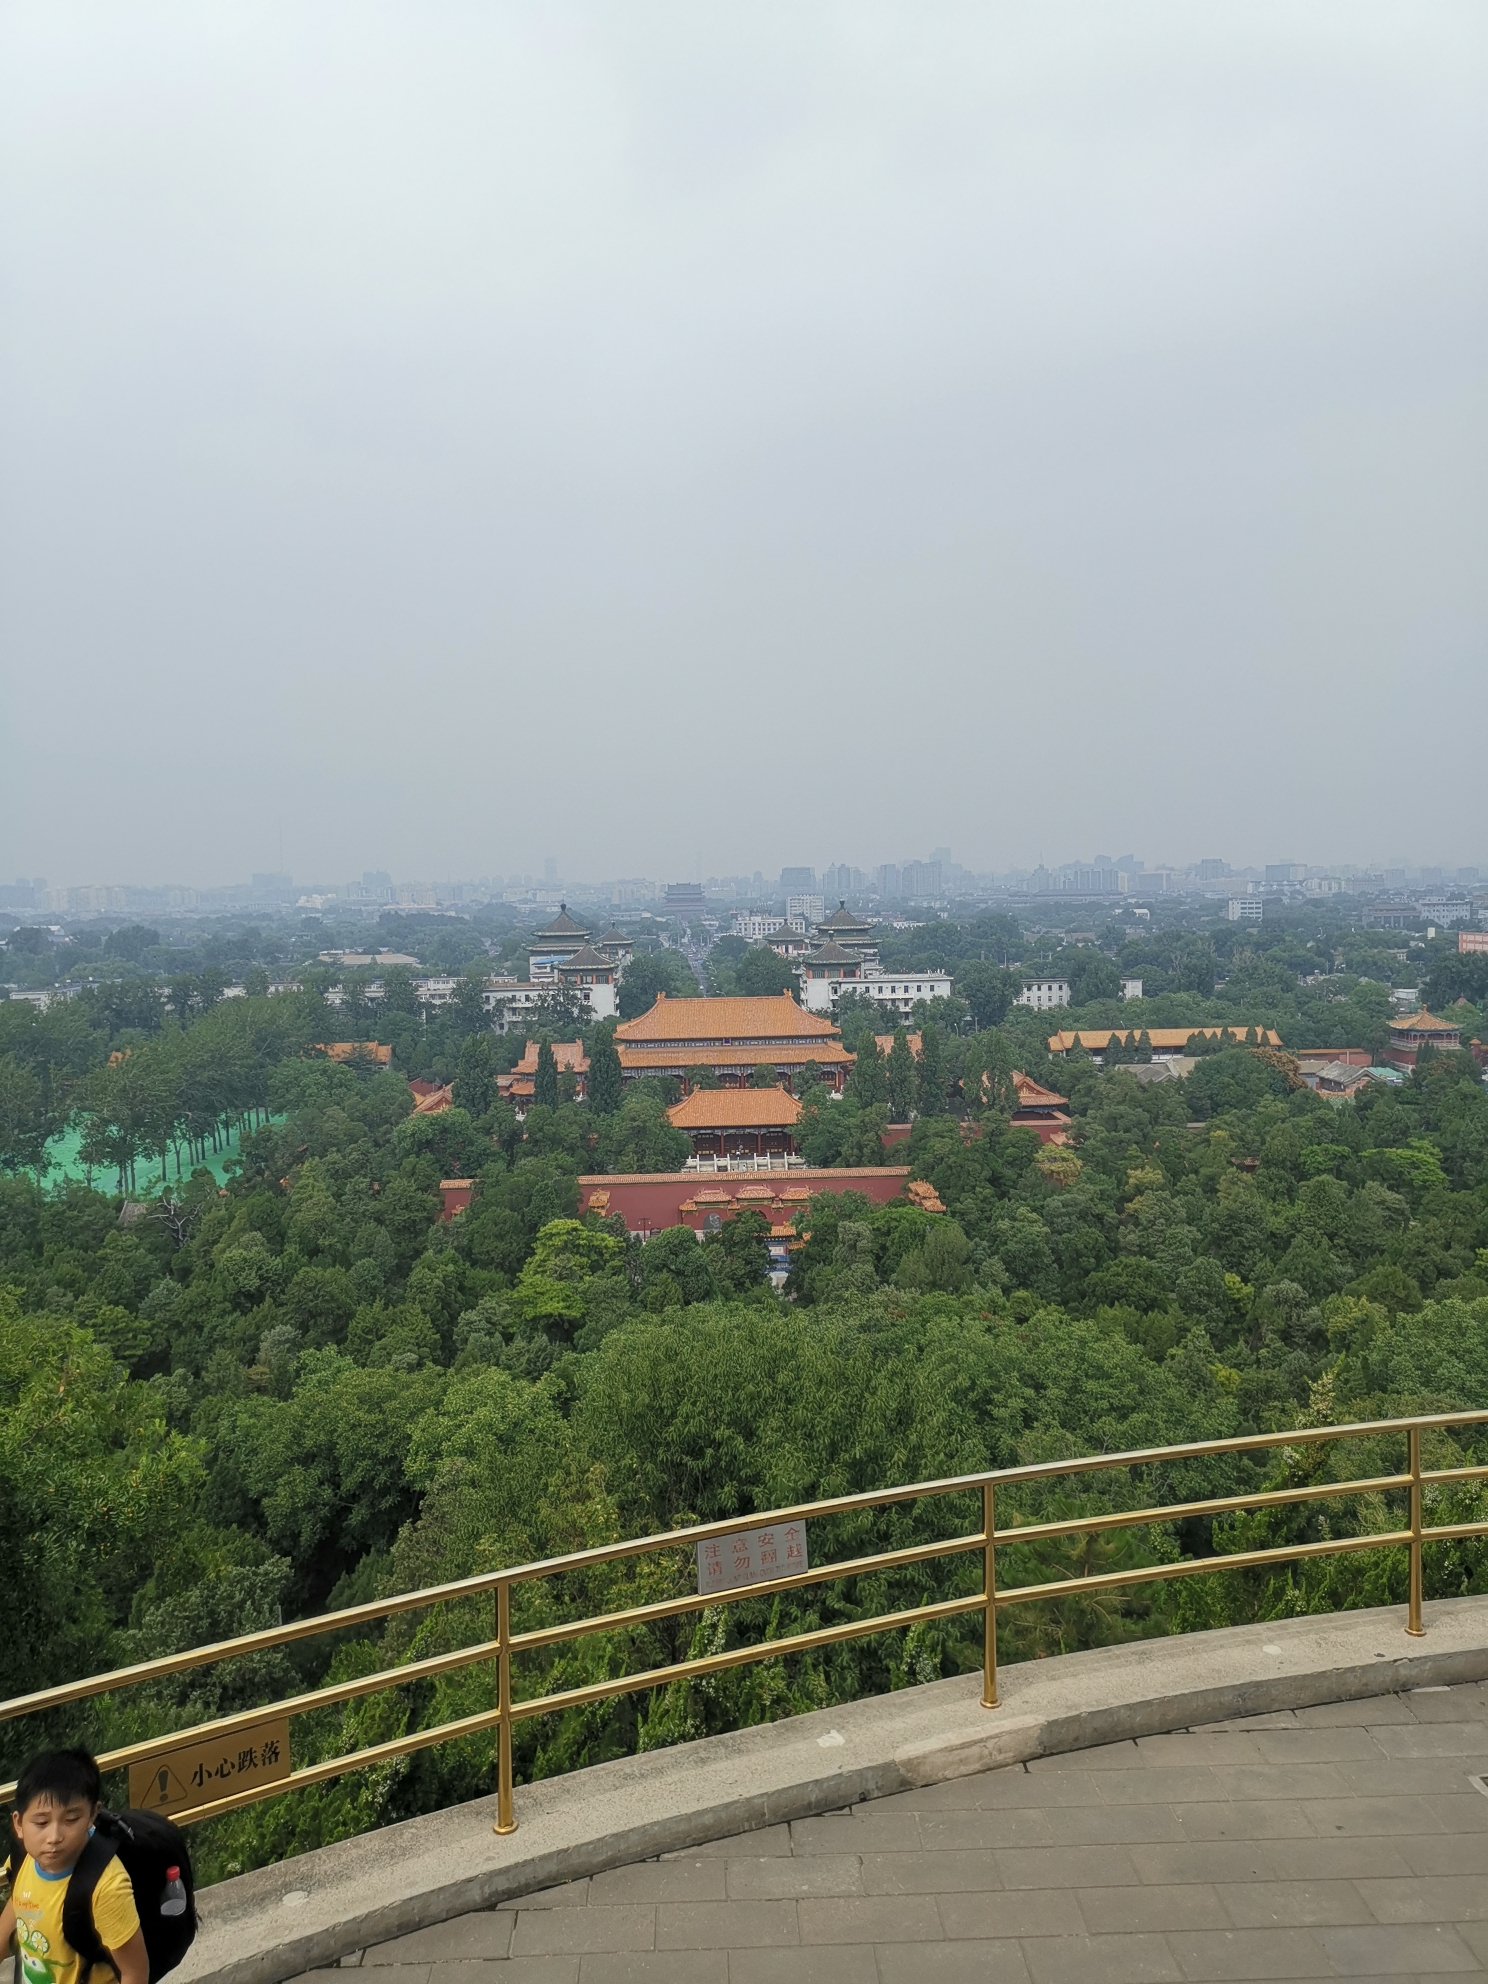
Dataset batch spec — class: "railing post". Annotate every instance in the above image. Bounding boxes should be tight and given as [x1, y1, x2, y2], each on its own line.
[982, 1481, 999, 1709]
[493, 1580, 517, 1833]
[1406, 1428, 1425, 1638]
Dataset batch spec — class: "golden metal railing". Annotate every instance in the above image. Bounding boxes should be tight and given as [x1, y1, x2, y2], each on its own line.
[4, 1408, 1487, 1834]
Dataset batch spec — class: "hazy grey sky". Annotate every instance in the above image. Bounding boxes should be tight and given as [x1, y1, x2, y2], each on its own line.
[3, 3, 1485, 889]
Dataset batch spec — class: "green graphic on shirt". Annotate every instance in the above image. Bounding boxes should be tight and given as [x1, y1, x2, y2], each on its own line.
[17, 1922, 58, 1984]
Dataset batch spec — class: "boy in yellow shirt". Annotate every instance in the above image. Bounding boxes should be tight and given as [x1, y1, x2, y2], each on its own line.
[3, 1751, 148, 1984]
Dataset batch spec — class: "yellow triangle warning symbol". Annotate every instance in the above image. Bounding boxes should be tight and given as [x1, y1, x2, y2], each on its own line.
[129, 1761, 191, 1812]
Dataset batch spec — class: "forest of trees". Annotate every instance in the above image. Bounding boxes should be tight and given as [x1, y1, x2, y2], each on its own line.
[1, 902, 1486, 1884]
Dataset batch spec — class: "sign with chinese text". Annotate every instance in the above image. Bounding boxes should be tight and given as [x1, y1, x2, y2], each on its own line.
[697, 1523, 808, 1596]
[128, 1717, 291, 1816]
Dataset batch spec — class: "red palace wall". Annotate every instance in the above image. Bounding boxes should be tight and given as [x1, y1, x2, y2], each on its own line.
[578, 1167, 911, 1237]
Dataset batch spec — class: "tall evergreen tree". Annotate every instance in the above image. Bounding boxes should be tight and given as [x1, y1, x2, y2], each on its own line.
[848, 1031, 887, 1108]
[453, 1032, 497, 1117]
[887, 1028, 917, 1121]
[533, 1035, 559, 1110]
[588, 1025, 623, 1115]
[916, 1021, 947, 1116]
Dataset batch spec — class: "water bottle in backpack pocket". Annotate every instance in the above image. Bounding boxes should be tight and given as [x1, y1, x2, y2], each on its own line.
[60, 1811, 198, 1984]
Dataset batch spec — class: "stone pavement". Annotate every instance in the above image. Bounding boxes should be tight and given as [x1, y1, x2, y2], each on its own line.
[300, 1681, 1488, 1983]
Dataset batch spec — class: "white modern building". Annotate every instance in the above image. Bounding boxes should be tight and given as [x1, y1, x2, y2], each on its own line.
[1227, 896, 1264, 922]
[1014, 978, 1072, 1011]
[1120, 977, 1143, 1000]
[797, 947, 953, 1017]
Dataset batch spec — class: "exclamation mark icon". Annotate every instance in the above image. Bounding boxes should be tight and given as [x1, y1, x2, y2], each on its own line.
[156, 1769, 170, 1807]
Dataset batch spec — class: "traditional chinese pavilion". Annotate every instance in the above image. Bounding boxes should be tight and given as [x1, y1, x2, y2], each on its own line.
[526, 905, 592, 981]
[615, 991, 855, 1092]
[813, 901, 879, 963]
[1383, 1008, 1461, 1070]
[593, 926, 636, 967]
[1010, 1072, 1072, 1145]
[553, 945, 618, 1018]
[666, 1085, 804, 1160]
[498, 1039, 590, 1107]
[798, 940, 866, 1013]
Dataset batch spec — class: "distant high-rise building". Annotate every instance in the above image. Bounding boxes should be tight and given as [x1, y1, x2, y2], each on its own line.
[1197, 859, 1228, 880]
[900, 860, 943, 899]
[1265, 862, 1306, 884]
[780, 867, 816, 892]
[877, 864, 901, 899]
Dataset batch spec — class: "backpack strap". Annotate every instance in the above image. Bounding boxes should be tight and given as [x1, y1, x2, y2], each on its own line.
[61, 1833, 121, 1982]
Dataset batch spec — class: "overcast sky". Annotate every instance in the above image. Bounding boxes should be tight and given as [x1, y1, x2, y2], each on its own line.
[2, 3, 1485, 890]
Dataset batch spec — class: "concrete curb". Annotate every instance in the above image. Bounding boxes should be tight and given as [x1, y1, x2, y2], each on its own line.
[181, 1595, 1488, 1984]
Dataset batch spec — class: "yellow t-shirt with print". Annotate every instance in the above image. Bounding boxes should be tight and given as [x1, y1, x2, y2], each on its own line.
[11, 1851, 140, 1984]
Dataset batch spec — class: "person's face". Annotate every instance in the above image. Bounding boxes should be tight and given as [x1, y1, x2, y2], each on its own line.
[13, 1793, 97, 1874]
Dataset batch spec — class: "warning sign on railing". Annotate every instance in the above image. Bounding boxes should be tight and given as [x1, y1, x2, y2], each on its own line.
[128, 1717, 291, 1816]
[696, 1523, 808, 1595]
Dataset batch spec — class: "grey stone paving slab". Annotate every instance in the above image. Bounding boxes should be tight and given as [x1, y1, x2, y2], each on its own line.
[1217, 1882, 1377, 1929]
[508, 1908, 654, 1958]
[364, 1921, 513, 1964]
[1020, 1931, 1184, 1983]
[934, 1890, 1089, 1938]
[575, 1956, 724, 1984]
[725, 1853, 862, 1898]
[915, 1806, 1054, 1849]
[1040, 1801, 1189, 1845]
[1366, 1875, 1488, 1922]
[876, 1941, 1033, 1983]
[726, 1950, 878, 1984]
[586, 1861, 724, 1905]
[1318, 1922, 1481, 1973]
[1165, 1926, 1333, 1978]
[1173, 1798, 1317, 1842]
[652, 1898, 799, 1948]
[305, 1660, 1488, 1984]
[1070, 1884, 1230, 1935]
[796, 1893, 944, 1943]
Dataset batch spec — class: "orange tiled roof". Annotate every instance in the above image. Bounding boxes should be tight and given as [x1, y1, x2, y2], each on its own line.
[616, 991, 842, 1044]
[667, 1087, 804, 1131]
[513, 1039, 590, 1073]
[412, 1083, 455, 1114]
[618, 1041, 853, 1069]
[1386, 1009, 1458, 1033]
[318, 1042, 393, 1065]
[874, 1032, 922, 1059]
[1048, 1026, 1283, 1053]
[1012, 1072, 1069, 1109]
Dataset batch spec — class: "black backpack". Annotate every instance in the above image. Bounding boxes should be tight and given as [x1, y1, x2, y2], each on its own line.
[17, 1810, 198, 1984]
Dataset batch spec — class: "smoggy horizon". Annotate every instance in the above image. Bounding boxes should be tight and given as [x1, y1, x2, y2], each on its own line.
[3, 5, 1485, 890]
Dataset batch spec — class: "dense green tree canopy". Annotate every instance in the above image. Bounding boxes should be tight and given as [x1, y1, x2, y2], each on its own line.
[2, 899, 1487, 1889]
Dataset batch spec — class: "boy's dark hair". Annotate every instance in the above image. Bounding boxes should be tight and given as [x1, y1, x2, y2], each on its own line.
[14, 1748, 102, 1814]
